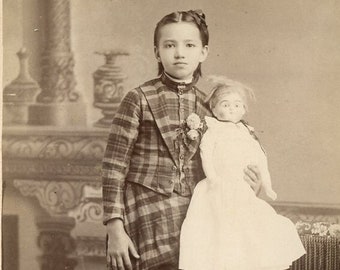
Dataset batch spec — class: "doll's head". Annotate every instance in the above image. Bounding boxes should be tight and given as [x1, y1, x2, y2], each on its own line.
[153, 10, 209, 80]
[205, 76, 255, 123]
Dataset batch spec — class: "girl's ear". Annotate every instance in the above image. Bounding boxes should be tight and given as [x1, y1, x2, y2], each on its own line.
[154, 46, 161, 62]
[199, 45, 209, 63]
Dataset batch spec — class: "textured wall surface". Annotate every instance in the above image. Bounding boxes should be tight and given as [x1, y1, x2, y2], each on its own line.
[3, 0, 340, 204]
[2, 2, 340, 269]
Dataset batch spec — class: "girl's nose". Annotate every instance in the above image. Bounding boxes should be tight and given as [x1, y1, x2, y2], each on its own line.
[174, 45, 184, 58]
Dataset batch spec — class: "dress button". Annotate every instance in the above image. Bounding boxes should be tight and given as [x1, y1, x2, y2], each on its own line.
[183, 167, 189, 172]
[178, 90, 183, 95]
[180, 155, 184, 160]
[172, 165, 177, 171]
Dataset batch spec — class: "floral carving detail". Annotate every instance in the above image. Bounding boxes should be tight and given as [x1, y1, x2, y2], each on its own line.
[69, 201, 103, 223]
[296, 221, 340, 237]
[13, 180, 91, 215]
[3, 135, 106, 160]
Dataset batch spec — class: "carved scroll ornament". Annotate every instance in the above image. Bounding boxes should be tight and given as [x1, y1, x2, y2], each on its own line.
[13, 179, 99, 216]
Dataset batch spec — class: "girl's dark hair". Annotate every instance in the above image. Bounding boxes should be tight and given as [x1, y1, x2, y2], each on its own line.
[154, 10, 209, 77]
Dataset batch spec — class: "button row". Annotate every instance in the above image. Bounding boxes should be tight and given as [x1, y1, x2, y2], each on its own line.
[172, 165, 190, 171]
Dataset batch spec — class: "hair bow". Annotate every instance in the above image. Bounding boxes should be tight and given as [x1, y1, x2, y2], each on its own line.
[188, 9, 208, 28]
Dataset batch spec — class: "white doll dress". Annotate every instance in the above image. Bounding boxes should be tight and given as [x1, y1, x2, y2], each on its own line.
[179, 116, 305, 270]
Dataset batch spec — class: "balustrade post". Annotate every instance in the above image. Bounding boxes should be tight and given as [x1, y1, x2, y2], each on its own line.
[36, 216, 77, 270]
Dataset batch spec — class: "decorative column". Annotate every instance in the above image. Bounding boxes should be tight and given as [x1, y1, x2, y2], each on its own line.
[28, 0, 86, 126]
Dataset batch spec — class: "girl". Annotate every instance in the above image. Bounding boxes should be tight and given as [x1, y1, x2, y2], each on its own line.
[103, 11, 262, 270]
[179, 76, 306, 270]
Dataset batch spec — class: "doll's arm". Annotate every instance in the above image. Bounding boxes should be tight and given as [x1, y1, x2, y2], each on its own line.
[259, 154, 277, 200]
[200, 130, 219, 182]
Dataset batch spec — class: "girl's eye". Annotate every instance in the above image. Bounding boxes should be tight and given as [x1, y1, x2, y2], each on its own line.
[164, 43, 175, 48]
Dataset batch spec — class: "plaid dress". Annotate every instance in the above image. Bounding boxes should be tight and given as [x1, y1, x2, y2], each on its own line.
[102, 73, 210, 269]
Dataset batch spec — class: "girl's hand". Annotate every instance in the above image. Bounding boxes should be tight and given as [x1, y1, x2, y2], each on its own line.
[106, 219, 140, 270]
[244, 165, 262, 195]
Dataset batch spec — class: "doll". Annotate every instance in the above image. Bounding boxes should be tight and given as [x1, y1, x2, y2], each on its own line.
[179, 76, 305, 270]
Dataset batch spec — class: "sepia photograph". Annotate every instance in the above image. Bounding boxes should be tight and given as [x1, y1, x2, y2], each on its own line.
[2, 0, 340, 269]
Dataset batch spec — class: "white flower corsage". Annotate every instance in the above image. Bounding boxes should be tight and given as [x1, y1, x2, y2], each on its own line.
[187, 129, 200, 140]
[186, 113, 202, 130]
[185, 113, 204, 141]
[176, 113, 205, 144]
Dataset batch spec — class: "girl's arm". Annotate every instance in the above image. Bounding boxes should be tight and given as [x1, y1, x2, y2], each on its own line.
[103, 89, 142, 269]
[102, 88, 142, 224]
[106, 219, 139, 269]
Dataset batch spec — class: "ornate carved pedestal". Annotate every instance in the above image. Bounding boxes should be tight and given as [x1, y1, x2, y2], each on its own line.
[3, 126, 108, 270]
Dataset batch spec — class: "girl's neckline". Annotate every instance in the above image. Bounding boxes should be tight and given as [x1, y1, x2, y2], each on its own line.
[161, 72, 199, 92]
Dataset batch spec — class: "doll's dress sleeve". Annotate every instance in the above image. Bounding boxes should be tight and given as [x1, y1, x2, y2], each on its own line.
[199, 116, 221, 183]
[244, 123, 277, 200]
[256, 146, 277, 200]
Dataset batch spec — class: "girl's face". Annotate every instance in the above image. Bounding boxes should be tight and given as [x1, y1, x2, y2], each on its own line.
[154, 22, 208, 81]
[212, 92, 246, 123]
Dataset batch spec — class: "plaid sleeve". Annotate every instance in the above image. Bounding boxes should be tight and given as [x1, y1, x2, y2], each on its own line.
[102, 89, 141, 224]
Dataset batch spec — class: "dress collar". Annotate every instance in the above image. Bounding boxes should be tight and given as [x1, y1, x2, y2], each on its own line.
[161, 72, 199, 92]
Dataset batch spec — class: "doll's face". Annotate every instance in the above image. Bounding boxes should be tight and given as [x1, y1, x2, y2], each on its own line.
[211, 92, 246, 123]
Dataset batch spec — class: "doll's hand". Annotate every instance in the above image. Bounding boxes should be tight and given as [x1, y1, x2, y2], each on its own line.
[244, 165, 262, 196]
[106, 219, 140, 270]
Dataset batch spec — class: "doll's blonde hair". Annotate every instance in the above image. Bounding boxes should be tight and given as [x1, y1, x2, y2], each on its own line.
[205, 75, 256, 111]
